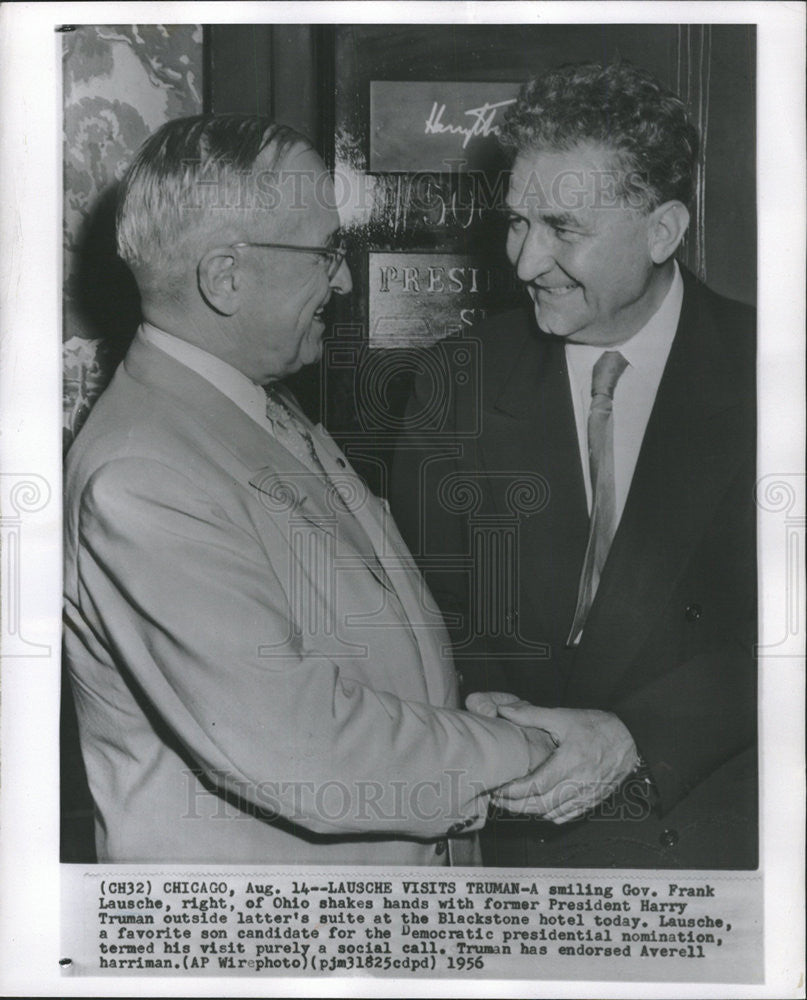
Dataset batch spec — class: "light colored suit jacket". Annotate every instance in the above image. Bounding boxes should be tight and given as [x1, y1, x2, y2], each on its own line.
[63, 334, 530, 865]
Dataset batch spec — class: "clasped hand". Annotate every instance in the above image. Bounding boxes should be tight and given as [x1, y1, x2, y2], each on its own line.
[467, 692, 637, 823]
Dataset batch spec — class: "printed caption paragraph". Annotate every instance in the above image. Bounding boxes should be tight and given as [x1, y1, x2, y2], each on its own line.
[61, 868, 763, 983]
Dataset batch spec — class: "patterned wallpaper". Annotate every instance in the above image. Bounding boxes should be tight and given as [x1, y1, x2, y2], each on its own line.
[62, 24, 203, 450]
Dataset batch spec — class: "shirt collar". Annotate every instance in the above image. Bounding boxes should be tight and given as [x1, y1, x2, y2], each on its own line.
[138, 322, 269, 428]
[617, 261, 683, 374]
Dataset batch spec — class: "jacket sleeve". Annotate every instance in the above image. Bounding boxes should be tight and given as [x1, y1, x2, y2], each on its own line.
[613, 642, 757, 814]
[71, 456, 531, 839]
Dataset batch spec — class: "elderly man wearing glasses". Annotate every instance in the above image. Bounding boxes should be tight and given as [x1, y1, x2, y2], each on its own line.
[63, 114, 554, 866]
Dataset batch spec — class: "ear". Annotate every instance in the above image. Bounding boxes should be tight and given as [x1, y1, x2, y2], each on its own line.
[197, 247, 241, 316]
[647, 201, 690, 264]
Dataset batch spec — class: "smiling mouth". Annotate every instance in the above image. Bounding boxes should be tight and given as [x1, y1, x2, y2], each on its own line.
[536, 283, 579, 297]
[313, 296, 332, 322]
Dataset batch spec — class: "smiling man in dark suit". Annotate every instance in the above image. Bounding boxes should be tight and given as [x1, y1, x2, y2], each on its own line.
[392, 62, 757, 868]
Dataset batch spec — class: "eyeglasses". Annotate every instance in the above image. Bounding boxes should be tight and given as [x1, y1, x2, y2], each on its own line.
[231, 240, 348, 279]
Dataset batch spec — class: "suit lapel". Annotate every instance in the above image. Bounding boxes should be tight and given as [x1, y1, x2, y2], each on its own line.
[477, 321, 590, 646]
[124, 336, 394, 592]
[248, 455, 396, 592]
[570, 275, 749, 700]
[313, 420, 451, 702]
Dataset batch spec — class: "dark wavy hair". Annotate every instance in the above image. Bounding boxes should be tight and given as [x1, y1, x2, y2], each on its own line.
[499, 62, 699, 211]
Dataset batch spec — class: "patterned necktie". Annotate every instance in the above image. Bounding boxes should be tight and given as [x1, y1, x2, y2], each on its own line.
[264, 385, 329, 477]
[264, 384, 366, 522]
[567, 350, 629, 645]
[264, 385, 397, 590]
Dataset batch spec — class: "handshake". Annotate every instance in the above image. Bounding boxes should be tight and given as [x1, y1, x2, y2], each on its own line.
[467, 692, 640, 824]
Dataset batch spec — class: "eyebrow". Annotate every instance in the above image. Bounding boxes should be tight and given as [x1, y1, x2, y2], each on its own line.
[540, 211, 584, 229]
[504, 206, 588, 229]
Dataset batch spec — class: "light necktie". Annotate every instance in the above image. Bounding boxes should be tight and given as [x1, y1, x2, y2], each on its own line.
[264, 385, 330, 478]
[567, 350, 629, 645]
[264, 385, 397, 591]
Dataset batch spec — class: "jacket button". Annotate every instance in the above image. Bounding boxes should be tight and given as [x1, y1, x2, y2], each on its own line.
[684, 603, 702, 622]
[435, 839, 448, 856]
[660, 828, 679, 848]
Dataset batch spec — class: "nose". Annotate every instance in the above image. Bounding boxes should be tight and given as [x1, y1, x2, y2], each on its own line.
[510, 225, 555, 283]
[330, 256, 353, 296]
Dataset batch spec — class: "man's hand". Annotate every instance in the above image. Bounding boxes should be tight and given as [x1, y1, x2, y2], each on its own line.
[497, 704, 637, 822]
[469, 696, 638, 823]
[466, 692, 557, 773]
[465, 691, 524, 719]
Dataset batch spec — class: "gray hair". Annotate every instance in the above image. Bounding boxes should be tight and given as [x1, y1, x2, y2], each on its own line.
[116, 114, 310, 291]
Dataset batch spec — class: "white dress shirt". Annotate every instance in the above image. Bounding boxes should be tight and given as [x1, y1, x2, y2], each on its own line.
[140, 322, 271, 427]
[139, 322, 327, 473]
[565, 263, 684, 525]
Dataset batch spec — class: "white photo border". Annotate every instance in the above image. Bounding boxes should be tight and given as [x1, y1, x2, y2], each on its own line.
[0, 2, 804, 997]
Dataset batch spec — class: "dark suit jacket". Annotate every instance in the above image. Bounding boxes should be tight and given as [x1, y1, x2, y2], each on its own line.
[391, 270, 757, 868]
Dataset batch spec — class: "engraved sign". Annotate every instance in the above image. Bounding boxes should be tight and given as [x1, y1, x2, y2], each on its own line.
[370, 81, 519, 172]
[368, 251, 518, 348]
